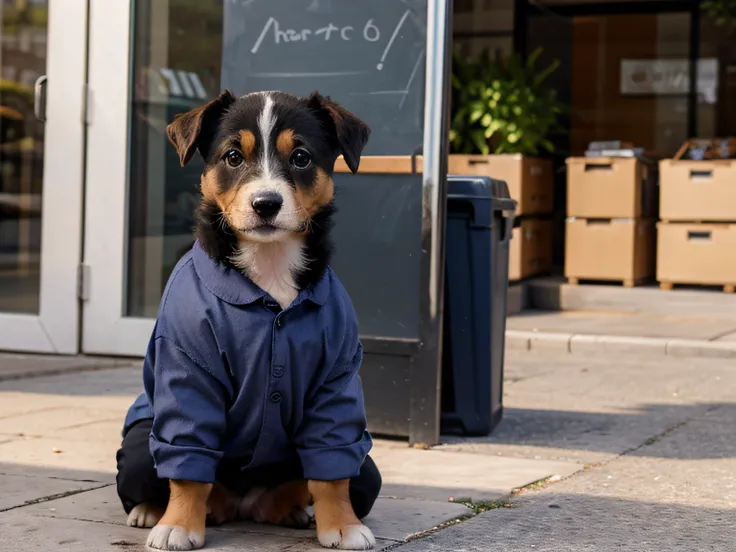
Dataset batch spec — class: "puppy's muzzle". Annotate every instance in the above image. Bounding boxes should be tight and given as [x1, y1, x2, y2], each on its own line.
[251, 190, 283, 220]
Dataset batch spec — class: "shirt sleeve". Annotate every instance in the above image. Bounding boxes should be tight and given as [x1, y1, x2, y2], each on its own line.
[146, 335, 230, 483]
[294, 335, 373, 481]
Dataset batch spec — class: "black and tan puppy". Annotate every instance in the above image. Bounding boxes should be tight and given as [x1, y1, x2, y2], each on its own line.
[116, 90, 379, 550]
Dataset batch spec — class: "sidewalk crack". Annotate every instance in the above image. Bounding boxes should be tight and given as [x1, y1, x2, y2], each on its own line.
[0, 483, 112, 513]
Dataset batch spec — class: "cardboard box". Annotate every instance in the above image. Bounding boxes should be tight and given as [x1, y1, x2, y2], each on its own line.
[565, 218, 655, 283]
[566, 157, 657, 218]
[448, 154, 553, 215]
[659, 159, 736, 221]
[657, 222, 736, 285]
[509, 218, 553, 281]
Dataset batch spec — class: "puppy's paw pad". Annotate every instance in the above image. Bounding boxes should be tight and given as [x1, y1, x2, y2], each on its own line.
[318, 524, 375, 550]
[146, 525, 204, 551]
[126, 503, 162, 528]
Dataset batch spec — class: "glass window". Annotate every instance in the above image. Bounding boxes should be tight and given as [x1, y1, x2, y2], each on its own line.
[528, 11, 691, 158]
[127, 1, 222, 317]
[0, 0, 47, 314]
[698, 10, 736, 141]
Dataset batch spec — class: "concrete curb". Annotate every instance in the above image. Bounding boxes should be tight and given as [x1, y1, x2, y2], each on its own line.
[505, 330, 736, 359]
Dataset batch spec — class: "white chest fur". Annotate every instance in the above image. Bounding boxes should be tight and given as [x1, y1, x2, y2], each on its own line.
[230, 238, 307, 309]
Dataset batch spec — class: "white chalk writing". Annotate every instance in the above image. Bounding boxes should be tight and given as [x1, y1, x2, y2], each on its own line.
[251, 17, 384, 54]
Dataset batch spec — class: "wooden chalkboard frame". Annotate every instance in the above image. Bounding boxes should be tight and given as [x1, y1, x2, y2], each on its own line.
[334, 155, 425, 174]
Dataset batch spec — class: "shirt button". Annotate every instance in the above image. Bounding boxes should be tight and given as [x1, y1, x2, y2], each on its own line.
[276, 318, 283, 329]
[270, 392, 282, 403]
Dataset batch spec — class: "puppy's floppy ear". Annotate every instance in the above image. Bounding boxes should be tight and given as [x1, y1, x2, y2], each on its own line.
[306, 91, 370, 174]
[166, 89, 236, 166]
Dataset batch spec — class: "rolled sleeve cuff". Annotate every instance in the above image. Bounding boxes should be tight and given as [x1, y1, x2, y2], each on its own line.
[150, 434, 222, 483]
[298, 431, 373, 481]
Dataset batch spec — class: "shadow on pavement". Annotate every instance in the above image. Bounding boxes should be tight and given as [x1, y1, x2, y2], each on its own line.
[441, 403, 736, 460]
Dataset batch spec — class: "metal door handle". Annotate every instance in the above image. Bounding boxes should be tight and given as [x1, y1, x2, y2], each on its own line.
[34, 75, 47, 122]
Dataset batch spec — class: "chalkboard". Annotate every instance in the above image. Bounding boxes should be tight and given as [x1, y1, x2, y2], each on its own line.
[221, 0, 427, 156]
[331, 173, 422, 339]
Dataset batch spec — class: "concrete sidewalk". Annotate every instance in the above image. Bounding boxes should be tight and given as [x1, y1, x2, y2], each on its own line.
[1, 349, 735, 551]
[0, 354, 575, 551]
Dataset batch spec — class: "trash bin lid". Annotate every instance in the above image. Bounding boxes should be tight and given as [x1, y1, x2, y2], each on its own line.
[447, 175, 516, 213]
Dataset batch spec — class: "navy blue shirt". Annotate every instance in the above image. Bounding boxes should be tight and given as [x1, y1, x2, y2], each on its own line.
[124, 241, 372, 483]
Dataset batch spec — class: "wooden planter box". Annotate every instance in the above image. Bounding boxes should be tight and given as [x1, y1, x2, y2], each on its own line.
[448, 154, 553, 216]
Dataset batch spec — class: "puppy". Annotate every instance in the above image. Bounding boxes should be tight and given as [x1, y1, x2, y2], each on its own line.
[116, 90, 379, 551]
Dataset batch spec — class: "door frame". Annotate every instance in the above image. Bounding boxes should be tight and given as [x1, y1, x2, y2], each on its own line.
[82, 0, 154, 356]
[0, 0, 87, 354]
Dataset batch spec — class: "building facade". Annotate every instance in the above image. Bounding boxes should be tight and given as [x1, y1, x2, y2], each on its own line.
[0, 0, 731, 354]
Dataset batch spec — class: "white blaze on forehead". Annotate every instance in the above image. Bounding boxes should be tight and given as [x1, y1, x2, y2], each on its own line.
[257, 94, 276, 180]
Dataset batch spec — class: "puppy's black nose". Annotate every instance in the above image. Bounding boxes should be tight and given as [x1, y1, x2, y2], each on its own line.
[251, 191, 283, 219]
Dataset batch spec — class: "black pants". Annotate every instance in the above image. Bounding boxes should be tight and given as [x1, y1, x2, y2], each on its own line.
[116, 419, 382, 520]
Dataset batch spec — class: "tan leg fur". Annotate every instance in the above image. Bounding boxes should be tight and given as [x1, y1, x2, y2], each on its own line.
[146, 480, 212, 551]
[309, 479, 375, 550]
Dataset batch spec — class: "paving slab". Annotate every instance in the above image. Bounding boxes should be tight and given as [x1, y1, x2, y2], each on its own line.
[569, 334, 668, 356]
[0, 511, 340, 552]
[0, 366, 142, 419]
[21, 484, 470, 544]
[0, 473, 108, 512]
[0, 353, 133, 382]
[527, 331, 570, 352]
[372, 446, 579, 501]
[0, 437, 117, 481]
[713, 329, 736, 341]
[10, 483, 468, 551]
[0, 407, 126, 438]
[666, 338, 736, 359]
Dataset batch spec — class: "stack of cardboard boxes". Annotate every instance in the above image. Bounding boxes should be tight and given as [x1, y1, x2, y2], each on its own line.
[564, 154, 657, 287]
[448, 154, 554, 282]
[658, 139, 736, 292]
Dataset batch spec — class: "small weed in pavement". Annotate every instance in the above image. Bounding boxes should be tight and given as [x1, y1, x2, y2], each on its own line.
[449, 497, 513, 513]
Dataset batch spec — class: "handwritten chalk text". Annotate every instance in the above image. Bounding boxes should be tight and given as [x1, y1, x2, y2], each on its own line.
[251, 17, 382, 54]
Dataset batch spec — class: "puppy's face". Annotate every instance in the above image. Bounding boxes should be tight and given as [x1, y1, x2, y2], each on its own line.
[166, 91, 370, 244]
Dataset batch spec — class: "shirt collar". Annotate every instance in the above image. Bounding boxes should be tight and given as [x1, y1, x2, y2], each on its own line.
[191, 240, 330, 307]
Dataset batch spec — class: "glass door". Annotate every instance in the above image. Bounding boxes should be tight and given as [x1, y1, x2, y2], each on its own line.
[0, 0, 87, 354]
[83, 0, 220, 355]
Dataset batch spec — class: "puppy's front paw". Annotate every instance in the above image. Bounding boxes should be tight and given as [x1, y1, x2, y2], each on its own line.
[148, 480, 211, 550]
[126, 502, 163, 528]
[146, 524, 205, 551]
[310, 479, 375, 550]
[318, 523, 375, 550]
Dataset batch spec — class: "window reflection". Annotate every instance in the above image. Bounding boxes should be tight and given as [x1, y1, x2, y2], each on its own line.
[126, 1, 223, 317]
[0, 0, 47, 314]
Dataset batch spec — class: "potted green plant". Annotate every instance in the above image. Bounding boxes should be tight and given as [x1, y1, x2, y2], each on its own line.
[448, 47, 564, 216]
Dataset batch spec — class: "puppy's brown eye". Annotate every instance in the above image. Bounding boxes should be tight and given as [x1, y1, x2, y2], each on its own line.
[225, 150, 244, 168]
[290, 148, 312, 170]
